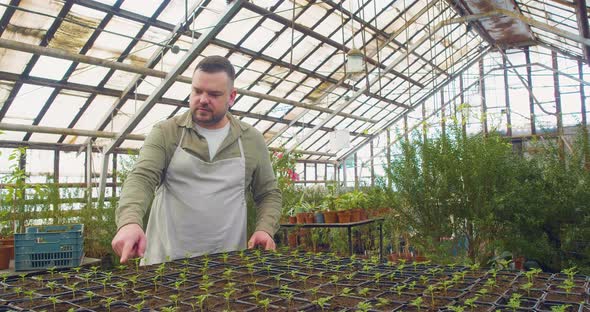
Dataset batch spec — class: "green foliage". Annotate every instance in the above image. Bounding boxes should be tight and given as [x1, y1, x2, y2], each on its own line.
[386, 124, 590, 272]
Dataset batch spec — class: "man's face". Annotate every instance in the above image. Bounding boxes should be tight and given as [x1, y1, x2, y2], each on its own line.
[189, 69, 236, 129]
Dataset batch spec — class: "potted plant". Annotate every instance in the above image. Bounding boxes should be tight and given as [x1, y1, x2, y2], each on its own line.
[0, 216, 13, 269]
[335, 193, 352, 223]
[314, 202, 327, 223]
[348, 190, 368, 221]
[320, 185, 338, 223]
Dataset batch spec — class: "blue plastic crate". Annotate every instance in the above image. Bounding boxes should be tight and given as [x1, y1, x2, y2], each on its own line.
[14, 224, 84, 271]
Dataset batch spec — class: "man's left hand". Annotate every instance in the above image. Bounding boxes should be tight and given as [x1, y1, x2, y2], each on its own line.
[248, 231, 276, 250]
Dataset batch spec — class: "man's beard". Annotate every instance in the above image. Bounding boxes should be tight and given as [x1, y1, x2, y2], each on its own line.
[192, 106, 226, 125]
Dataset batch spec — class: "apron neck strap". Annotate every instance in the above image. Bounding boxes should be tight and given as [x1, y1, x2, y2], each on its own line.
[237, 137, 245, 160]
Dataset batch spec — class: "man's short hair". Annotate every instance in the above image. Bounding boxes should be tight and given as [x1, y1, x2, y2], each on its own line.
[194, 56, 235, 83]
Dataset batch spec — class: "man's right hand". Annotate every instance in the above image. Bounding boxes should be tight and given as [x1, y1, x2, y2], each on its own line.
[111, 223, 147, 263]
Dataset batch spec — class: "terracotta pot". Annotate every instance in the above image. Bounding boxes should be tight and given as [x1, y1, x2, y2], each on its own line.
[304, 212, 315, 224]
[288, 216, 297, 224]
[0, 238, 14, 260]
[337, 210, 351, 223]
[514, 256, 525, 271]
[323, 211, 338, 223]
[359, 209, 368, 221]
[350, 209, 361, 222]
[287, 232, 298, 248]
[0, 244, 11, 270]
[296, 212, 306, 224]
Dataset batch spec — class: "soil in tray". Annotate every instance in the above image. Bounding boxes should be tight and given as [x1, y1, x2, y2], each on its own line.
[496, 297, 539, 309]
[547, 284, 587, 294]
[3, 279, 37, 288]
[544, 291, 588, 303]
[462, 293, 503, 304]
[326, 295, 367, 309]
[368, 300, 404, 312]
[537, 301, 583, 312]
[285, 280, 324, 290]
[270, 298, 313, 311]
[504, 288, 546, 300]
[377, 291, 418, 303]
[430, 289, 465, 299]
[422, 297, 456, 309]
[128, 296, 172, 309]
[32, 301, 84, 312]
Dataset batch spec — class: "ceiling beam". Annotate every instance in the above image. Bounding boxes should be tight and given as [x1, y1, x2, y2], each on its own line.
[242, 1, 425, 88]
[0, 38, 375, 123]
[338, 47, 491, 163]
[575, 0, 590, 63]
[77, 0, 194, 151]
[284, 5, 468, 153]
[266, 0, 439, 146]
[0, 71, 370, 137]
[321, 0, 449, 77]
[0, 122, 331, 157]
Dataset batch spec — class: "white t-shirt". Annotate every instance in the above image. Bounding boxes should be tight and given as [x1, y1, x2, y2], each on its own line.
[193, 122, 231, 160]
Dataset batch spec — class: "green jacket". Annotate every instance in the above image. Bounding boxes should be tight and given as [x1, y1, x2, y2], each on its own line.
[115, 110, 282, 236]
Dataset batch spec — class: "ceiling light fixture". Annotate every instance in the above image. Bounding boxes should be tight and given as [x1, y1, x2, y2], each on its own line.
[345, 1, 364, 74]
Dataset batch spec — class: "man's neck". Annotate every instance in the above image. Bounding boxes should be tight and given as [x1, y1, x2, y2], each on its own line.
[195, 116, 229, 130]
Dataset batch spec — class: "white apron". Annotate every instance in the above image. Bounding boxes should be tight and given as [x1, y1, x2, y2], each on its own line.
[143, 128, 247, 265]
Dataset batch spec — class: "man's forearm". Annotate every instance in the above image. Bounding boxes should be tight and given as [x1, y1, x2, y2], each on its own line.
[254, 189, 282, 236]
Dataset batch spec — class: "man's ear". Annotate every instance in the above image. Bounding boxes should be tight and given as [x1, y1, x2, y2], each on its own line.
[228, 88, 237, 108]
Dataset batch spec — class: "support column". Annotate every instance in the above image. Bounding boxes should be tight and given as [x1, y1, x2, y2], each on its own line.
[112, 152, 118, 198]
[579, 60, 590, 169]
[422, 103, 427, 142]
[441, 90, 446, 137]
[552, 51, 564, 160]
[53, 149, 59, 182]
[460, 73, 467, 136]
[525, 47, 536, 134]
[370, 141, 374, 187]
[503, 51, 513, 136]
[354, 153, 358, 190]
[479, 58, 488, 135]
[85, 142, 92, 208]
[386, 130, 391, 189]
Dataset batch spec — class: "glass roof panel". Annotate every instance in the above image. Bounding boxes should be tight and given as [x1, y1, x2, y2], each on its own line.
[120, 0, 163, 18]
[158, 0, 199, 25]
[72, 95, 118, 130]
[132, 103, 177, 135]
[216, 8, 260, 44]
[0, 50, 32, 74]
[5, 84, 54, 124]
[29, 56, 73, 80]
[38, 91, 89, 129]
[163, 81, 190, 101]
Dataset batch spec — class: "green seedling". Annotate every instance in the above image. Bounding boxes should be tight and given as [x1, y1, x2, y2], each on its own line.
[550, 304, 572, 312]
[257, 298, 271, 312]
[193, 294, 210, 312]
[47, 296, 60, 312]
[464, 296, 478, 312]
[312, 296, 332, 311]
[520, 282, 533, 297]
[102, 297, 116, 312]
[169, 294, 180, 308]
[507, 293, 522, 312]
[133, 289, 148, 302]
[410, 296, 424, 312]
[357, 287, 370, 297]
[131, 300, 145, 312]
[356, 301, 373, 312]
[375, 297, 391, 307]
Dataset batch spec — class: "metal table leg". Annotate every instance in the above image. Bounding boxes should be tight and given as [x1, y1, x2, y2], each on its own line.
[348, 226, 352, 257]
[379, 222, 383, 261]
